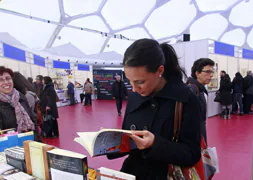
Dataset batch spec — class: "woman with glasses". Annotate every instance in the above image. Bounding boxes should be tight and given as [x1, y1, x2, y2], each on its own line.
[0, 66, 35, 133]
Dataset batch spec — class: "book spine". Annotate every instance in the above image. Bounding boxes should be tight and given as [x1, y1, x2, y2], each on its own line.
[42, 145, 55, 180]
[5, 149, 25, 160]
[24, 140, 33, 175]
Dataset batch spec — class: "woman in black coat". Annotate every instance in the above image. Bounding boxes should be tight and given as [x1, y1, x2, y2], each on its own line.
[219, 74, 232, 119]
[40, 76, 59, 138]
[108, 39, 201, 179]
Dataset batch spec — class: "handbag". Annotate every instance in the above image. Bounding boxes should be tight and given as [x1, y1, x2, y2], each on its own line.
[41, 112, 55, 138]
[168, 102, 218, 180]
[214, 93, 221, 103]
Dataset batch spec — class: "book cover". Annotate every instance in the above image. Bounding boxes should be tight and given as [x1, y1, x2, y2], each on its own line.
[75, 129, 136, 157]
[24, 140, 54, 180]
[4, 147, 26, 172]
[47, 149, 88, 180]
[97, 167, 136, 180]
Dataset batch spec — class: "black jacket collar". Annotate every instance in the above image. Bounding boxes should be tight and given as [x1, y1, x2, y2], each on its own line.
[127, 78, 191, 113]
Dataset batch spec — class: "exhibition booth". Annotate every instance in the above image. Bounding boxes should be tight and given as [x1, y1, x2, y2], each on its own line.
[0, 42, 93, 107]
[172, 39, 253, 117]
[0, 39, 253, 115]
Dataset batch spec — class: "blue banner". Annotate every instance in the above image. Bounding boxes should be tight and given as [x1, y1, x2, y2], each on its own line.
[78, 64, 90, 71]
[214, 41, 234, 57]
[53, 61, 70, 69]
[3, 43, 26, 62]
[242, 49, 253, 60]
[33, 55, 45, 67]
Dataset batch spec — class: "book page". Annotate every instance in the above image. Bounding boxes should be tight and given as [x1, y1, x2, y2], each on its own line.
[98, 167, 135, 180]
[93, 131, 136, 156]
[29, 143, 45, 180]
[76, 132, 97, 156]
[50, 168, 84, 180]
[4, 172, 35, 180]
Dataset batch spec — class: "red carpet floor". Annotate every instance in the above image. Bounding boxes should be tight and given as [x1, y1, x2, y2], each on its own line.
[43, 100, 253, 180]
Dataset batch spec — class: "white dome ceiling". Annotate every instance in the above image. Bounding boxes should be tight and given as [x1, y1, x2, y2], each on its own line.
[0, 0, 252, 64]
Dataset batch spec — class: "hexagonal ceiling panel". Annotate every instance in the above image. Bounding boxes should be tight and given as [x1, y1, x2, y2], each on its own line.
[0, 0, 60, 22]
[101, 0, 156, 30]
[0, 11, 57, 50]
[190, 14, 228, 41]
[247, 28, 253, 48]
[229, 1, 253, 27]
[195, 0, 238, 12]
[63, 0, 103, 16]
[0, 0, 253, 65]
[146, 0, 197, 39]
[220, 28, 246, 47]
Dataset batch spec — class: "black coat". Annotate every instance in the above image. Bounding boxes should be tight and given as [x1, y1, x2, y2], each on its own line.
[187, 77, 208, 122]
[112, 81, 128, 99]
[243, 75, 253, 95]
[0, 93, 34, 130]
[219, 79, 232, 105]
[40, 83, 59, 119]
[110, 78, 201, 179]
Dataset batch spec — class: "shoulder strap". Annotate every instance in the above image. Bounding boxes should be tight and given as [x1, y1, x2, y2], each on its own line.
[188, 83, 200, 96]
[173, 101, 183, 142]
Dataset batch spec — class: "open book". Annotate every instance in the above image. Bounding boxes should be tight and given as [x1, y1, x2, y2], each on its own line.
[74, 129, 136, 157]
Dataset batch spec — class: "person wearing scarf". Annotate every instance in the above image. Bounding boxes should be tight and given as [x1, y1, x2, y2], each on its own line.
[0, 66, 34, 132]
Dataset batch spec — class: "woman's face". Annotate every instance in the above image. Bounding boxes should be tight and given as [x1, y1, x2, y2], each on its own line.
[124, 66, 163, 97]
[0, 72, 14, 94]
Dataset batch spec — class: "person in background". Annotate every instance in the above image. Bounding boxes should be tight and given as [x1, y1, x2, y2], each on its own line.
[187, 58, 215, 144]
[112, 75, 128, 116]
[84, 78, 93, 106]
[40, 76, 59, 138]
[108, 39, 201, 179]
[27, 77, 33, 85]
[232, 72, 244, 115]
[219, 74, 232, 119]
[218, 70, 227, 117]
[242, 71, 253, 114]
[13, 72, 38, 112]
[0, 66, 35, 133]
[67, 80, 75, 105]
[34, 75, 43, 97]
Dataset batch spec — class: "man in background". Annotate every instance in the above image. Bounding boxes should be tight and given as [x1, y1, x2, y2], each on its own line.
[112, 75, 128, 116]
[67, 80, 75, 105]
[187, 58, 215, 144]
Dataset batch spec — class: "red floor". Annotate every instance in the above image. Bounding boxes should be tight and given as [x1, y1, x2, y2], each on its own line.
[43, 100, 253, 180]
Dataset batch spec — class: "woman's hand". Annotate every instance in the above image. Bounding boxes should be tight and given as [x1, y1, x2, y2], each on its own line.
[130, 130, 155, 150]
[46, 106, 51, 111]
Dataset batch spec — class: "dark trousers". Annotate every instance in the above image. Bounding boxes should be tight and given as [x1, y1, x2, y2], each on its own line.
[84, 93, 92, 106]
[232, 93, 244, 113]
[243, 94, 253, 114]
[116, 98, 123, 113]
[51, 119, 59, 136]
[69, 93, 75, 105]
[80, 93, 85, 103]
[201, 120, 207, 145]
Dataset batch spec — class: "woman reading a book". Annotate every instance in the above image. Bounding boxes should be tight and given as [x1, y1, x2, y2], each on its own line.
[108, 39, 202, 179]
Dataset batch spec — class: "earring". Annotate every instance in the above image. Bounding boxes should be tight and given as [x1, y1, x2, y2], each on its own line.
[159, 74, 162, 78]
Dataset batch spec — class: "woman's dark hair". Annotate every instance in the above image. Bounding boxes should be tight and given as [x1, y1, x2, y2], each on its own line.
[0, 66, 14, 78]
[13, 72, 35, 95]
[44, 76, 52, 85]
[234, 72, 243, 83]
[191, 58, 215, 79]
[123, 39, 186, 80]
[224, 74, 231, 82]
[221, 70, 226, 75]
[27, 77, 33, 84]
[86, 78, 91, 83]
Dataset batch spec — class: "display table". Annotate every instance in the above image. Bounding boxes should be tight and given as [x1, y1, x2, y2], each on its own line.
[207, 90, 221, 117]
[56, 88, 84, 107]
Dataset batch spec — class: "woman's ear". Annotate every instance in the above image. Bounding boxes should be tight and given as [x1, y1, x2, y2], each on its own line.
[157, 65, 164, 77]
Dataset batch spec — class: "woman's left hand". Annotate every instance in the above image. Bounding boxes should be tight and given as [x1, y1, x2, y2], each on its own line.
[46, 106, 51, 111]
[130, 130, 155, 150]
